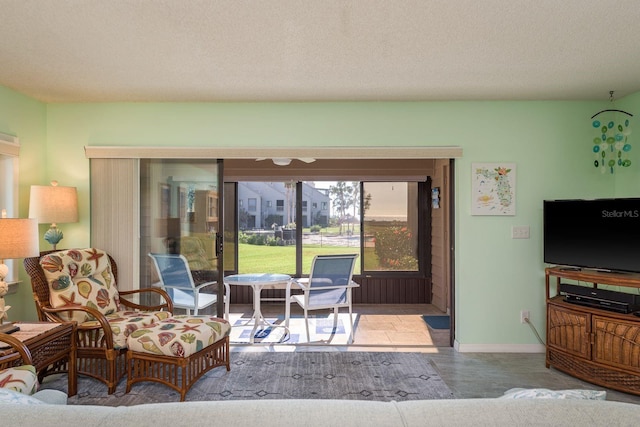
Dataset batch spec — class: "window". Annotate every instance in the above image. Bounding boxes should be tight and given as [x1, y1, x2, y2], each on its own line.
[0, 155, 15, 215]
[301, 181, 359, 275]
[248, 198, 257, 212]
[237, 182, 296, 274]
[0, 137, 20, 283]
[362, 182, 419, 271]
[321, 202, 328, 210]
[312, 202, 317, 209]
[231, 180, 428, 277]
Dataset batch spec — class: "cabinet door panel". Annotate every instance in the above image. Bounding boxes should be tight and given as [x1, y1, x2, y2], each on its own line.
[547, 303, 591, 359]
[593, 315, 640, 373]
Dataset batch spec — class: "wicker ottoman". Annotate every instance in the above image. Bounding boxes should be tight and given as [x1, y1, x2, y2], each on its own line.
[125, 315, 231, 401]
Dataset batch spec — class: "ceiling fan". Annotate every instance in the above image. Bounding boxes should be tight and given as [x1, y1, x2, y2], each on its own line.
[255, 157, 316, 166]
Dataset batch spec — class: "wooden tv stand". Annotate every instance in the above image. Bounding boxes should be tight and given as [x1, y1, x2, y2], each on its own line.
[546, 266, 640, 395]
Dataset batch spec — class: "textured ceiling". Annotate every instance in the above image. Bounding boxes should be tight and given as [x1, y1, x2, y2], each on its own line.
[1, 1, 639, 103]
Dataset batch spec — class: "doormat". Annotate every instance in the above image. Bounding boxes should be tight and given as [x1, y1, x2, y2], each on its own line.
[422, 315, 450, 330]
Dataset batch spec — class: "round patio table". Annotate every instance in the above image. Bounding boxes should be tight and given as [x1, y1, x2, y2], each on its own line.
[224, 273, 291, 344]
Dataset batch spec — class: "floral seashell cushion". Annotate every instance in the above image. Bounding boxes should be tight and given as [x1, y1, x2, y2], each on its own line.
[82, 310, 173, 349]
[41, 248, 120, 323]
[0, 365, 39, 395]
[127, 315, 231, 357]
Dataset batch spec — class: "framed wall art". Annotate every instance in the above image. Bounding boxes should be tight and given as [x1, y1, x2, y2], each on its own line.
[471, 163, 516, 216]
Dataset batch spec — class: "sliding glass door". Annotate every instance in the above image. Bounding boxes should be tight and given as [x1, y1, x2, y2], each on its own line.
[139, 159, 225, 316]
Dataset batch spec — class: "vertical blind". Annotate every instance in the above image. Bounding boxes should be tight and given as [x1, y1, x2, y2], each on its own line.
[90, 158, 139, 291]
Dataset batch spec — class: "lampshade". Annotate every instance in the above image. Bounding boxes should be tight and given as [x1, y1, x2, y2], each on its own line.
[0, 218, 39, 260]
[28, 181, 79, 249]
[28, 182, 79, 224]
[0, 218, 38, 327]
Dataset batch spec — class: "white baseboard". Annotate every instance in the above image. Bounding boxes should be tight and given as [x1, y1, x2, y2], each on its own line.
[454, 341, 545, 353]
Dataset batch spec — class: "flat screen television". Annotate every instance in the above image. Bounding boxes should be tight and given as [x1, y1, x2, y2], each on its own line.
[543, 198, 640, 273]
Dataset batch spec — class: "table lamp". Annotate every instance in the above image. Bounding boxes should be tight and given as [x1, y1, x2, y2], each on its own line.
[0, 212, 39, 331]
[29, 181, 78, 250]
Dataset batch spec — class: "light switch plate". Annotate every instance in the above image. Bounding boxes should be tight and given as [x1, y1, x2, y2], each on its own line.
[511, 225, 530, 239]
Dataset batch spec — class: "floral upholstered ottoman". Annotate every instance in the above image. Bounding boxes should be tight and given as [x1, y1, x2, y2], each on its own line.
[125, 315, 231, 401]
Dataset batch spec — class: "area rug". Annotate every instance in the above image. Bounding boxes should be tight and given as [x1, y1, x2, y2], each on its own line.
[422, 315, 450, 330]
[228, 312, 358, 345]
[42, 352, 454, 406]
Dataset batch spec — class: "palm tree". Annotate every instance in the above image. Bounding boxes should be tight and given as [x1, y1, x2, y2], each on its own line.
[330, 181, 354, 235]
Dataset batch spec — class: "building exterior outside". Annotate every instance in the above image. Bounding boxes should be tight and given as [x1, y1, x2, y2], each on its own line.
[238, 182, 330, 230]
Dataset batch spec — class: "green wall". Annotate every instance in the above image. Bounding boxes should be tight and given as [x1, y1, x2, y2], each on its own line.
[4, 88, 640, 349]
[0, 85, 46, 321]
[615, 92, 640, 197]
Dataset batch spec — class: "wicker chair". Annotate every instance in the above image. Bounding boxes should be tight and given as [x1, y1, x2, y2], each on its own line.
[24, 248, 174, 394]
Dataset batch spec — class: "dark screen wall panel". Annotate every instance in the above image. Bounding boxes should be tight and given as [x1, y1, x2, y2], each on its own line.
[235, 276, 432, 305]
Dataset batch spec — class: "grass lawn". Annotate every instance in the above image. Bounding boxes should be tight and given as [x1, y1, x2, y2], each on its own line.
[237, 243, 370, 274]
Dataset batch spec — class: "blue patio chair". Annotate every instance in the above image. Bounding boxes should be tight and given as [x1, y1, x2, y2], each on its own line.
[285, 254, 359, 343]
[149, 253, 229, 317]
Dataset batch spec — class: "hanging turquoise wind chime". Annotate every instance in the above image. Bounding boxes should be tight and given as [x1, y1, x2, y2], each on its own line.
[591, 91, 633, 174]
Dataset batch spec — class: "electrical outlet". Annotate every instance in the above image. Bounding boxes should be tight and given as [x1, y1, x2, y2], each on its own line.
[511, 225, 530, 239]
[520, 310, 530, 324]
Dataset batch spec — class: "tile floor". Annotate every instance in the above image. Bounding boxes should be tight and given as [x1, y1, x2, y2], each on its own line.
[224, 303, 450, 348]
[214, 303, 640, 404]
